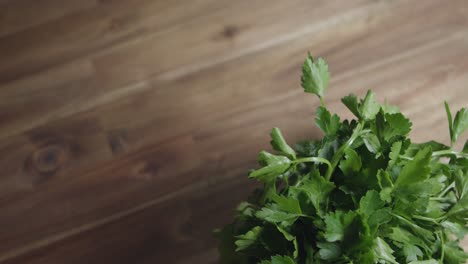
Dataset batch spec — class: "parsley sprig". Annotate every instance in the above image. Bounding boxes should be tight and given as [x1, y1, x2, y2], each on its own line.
[216, 54, 468, 264]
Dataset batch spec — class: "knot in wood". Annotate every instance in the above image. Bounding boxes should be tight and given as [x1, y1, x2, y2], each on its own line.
[30, 143, 68, 174]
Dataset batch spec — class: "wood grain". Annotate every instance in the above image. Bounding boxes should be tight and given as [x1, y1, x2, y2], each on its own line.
[2, 176, 257, 264]
[0, 0, 467, 263]
[0, 0, 228, 83]
[0, 0, 377, 139]
[0, 0, 97, 38]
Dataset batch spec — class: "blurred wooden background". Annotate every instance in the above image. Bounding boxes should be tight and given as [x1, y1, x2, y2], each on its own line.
[0, 0, 467, 263]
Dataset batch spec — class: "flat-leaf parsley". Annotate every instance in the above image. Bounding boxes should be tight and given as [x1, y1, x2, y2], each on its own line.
[216, 54, 468, 264]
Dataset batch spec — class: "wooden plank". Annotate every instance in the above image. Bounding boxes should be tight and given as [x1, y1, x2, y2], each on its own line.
[95, 0, 468, 154]
[0, 114, 112, 199]
[0, 0, 226, 140]
[0, 0, 225, 83]
[0, 0, 97, 38]
[0, 0, 468, 261]
[0, 60, 97, 140]
[0, 0, 464, 143]
[0, 0, 377, 140]
[2, 176, 256, 264]
[92, 0, 375, 88]
[0, 134, 247, 262]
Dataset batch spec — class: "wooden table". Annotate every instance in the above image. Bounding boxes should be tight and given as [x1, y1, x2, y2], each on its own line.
[0, 0, 467, 263]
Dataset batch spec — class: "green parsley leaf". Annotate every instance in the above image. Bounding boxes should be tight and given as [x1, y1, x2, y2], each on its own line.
[367, 207, 392, 229]
[324, 210, 356, 242]
[377, 169, 394, 190]
[374, 237, 398, 264]
[388, 141, 402, 168]
[408, 260, 439, 264]
[443, 241, 468, 264]
[339, 148, 362, 175]
[445, 103, 468, 144]
[235, 226, 263, 252]
[447, 194, 468, 219]
[360, 90, 381, 120]
[342, 94, 361, 119]
[249, 152, 291, 183]
[315, 106, 340, 136]
[454, 169, 468, 199]
[260, 255, 296, 264]
[382, 99, 401, 114]
[403, 244, 424, 262]
[317, 242, 341, 261]
[362, 133, 381, 154]
[294, 172, 335, 217]
[388, 227, 431, 254]
[270, 128, 296, 159]
[442, 220, 467, 240]
[301, 53, 330, 99]
[216, 224, 249, 264]
[359, 190, 384, 216]
[452, 107, 468, 143]
[383, 113, 412, 141]
[255, 207, 299, 227]
[395, 147, 432, 187]
[217, 54, 468, 264]
[271, 194, 302, 215]
[445, 101, 454, 143]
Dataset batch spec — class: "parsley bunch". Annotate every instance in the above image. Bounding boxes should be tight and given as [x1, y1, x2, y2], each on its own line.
[216, 54, 468, 264]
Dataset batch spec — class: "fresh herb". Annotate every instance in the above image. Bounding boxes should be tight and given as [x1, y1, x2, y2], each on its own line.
[215, 54, 468, 263]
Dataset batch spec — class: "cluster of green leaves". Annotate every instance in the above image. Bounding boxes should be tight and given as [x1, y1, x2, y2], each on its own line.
[216, 54, 468, 264]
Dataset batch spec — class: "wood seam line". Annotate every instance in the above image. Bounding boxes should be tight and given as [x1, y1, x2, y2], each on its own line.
[332, 31, 467, 84]
[0, 1, 100, 39]
[156, 1, 394, 82]
[0, 0, 230, 85]
[0, 180, 210, 263]
[0, 0, 395, 140]
[185, 30, 467, 130]
[0, 80, 150, 140]
[2, 1, 465, 142]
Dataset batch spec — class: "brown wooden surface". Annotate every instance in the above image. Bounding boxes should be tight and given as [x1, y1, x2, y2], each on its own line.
[0, 0, 467, 263]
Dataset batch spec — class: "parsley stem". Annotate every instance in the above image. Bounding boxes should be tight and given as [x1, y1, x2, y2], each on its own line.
[401, 150, 468, 161]
[430, 197, 453, 203]
[392, 213, 433, 238]
[293, 157, 332, 172]
[438, 231, 445, 262]
[432, 149, 468, 158]
[399, 155, 413, 161]
[319, 96, 326, 108]
[447, 207, 468, 217]
[413, 215, 440, 225]
[299, 214, 315, 220]
[324, 122, 364, 180]
[438, 182, 455, 198]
